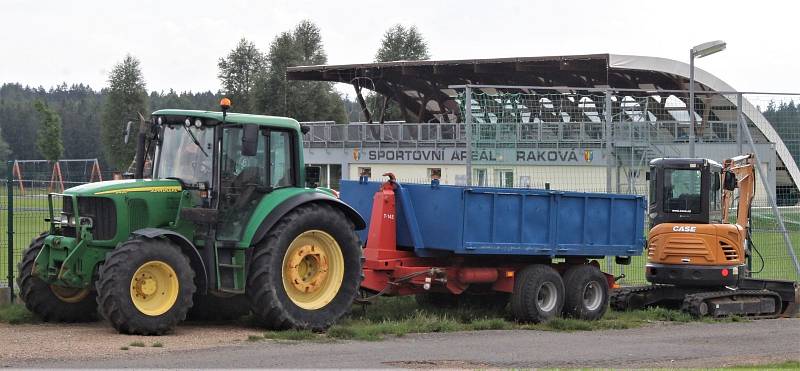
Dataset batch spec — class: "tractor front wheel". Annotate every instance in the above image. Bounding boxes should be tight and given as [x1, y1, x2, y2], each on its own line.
[17, 233, 97, 322]
[247, 203, 362, 330]
[96, 237, 195, 335]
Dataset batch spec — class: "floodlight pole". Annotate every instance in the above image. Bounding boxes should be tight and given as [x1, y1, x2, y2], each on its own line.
[465, 85, 473, 186]
[688, 40, 726, 158]
[689, 50, 696, 158]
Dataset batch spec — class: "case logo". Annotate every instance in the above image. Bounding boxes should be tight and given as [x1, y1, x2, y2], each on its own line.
[672, 225, 697, 232]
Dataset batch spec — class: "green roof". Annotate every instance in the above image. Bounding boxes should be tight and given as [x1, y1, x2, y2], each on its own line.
[152, 109, 300, 131]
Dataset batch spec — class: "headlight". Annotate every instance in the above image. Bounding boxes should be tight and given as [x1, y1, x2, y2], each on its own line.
[59, 214, 76, 226]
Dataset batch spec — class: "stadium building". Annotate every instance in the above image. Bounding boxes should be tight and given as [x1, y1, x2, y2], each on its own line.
[287, 54, 798, 202]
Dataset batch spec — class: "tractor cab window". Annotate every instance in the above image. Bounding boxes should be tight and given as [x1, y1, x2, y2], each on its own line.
[217, 126, 268, 241]
[663, 169, 702, 214]
[270, 131, 294, 188]
[156, 124, 213, 185]
[709, 170, 722, 222]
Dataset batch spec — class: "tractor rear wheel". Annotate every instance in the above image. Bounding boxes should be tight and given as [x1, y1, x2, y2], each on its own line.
[17, 233, 97, 322]
[247, 203, 361, 331]
[511, 264, 565, 323]
[562, 264, 609, 320]
[187, 292, 250, 321]
[96, 237, 195, 335]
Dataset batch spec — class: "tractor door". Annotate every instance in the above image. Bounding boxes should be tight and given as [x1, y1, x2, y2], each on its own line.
[216, 126, 268, 241]
[215, 126, 297, 241]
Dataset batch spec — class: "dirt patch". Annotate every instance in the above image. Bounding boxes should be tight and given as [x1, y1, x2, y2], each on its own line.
[0, 321, 262, 364]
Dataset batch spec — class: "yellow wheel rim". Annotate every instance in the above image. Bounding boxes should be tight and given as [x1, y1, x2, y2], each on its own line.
[50, 285, 90, 304]
[130, 261, 179, 316]
[282, 230, 344, 310]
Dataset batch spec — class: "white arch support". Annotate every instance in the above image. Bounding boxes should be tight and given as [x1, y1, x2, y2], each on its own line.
[609, 54, 800, 192]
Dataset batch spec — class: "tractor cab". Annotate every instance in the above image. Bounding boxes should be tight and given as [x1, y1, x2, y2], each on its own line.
[648, 158, 722, 227]
[148, 110, 299, 239]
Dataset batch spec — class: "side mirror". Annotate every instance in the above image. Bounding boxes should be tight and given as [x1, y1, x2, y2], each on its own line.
[242, 124, 259, 157]
[723, 171, 737, 191]
[123, 121, 133, 144]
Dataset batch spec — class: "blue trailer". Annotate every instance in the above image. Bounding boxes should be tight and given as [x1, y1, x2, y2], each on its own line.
[342, 175, 646, 322]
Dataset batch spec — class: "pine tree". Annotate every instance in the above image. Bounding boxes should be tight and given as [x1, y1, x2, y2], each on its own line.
[33, 100, 63, 161]
[371, 24, 430, 122]
[101, 55, 147, 170]
[217, 38, 265, 113]
[251, 20, 347, 123]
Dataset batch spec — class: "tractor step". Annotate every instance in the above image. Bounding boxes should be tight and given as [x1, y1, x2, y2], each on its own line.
[214, 242, 246, 293]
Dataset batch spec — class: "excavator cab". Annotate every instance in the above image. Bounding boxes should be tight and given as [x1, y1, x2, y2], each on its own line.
[646, 157, 744, 287]
[648, 158, 722, 227]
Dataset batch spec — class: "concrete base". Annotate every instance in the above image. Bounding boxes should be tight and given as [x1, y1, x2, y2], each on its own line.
[0, 287, 11, 305]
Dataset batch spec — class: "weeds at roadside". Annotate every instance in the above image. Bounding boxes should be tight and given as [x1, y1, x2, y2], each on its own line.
[120, 346, 129, 351]
[151, 342, 163, 348]
[246, 335, 263, 342]
[0, 304, 38, 324]
[129, 341, 145, 347]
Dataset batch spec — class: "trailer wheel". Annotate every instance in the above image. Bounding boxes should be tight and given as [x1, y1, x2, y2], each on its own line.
[511, 265, 564, 323]
[186, 292, 250, 321]
[562, 265, 609, 320]
[96, 237, 196, 335]
[247, 203, 362, 331]
[17, 233, 98, 322]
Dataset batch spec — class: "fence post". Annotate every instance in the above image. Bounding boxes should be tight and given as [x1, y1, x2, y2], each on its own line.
[6, 160, 14, 302]
[465, 85, 473, 186]
[605, 91, 613, 193]
[740, 118, 800, 277]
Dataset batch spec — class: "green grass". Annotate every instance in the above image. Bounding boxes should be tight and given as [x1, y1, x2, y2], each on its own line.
[119, 346, 129, 351]
[0, 303, 38, 324]
[129, 341, 145, 347]
[151, 342, 163, 348]
[727, 360, 800, 369]
[252, 296, 726, 342]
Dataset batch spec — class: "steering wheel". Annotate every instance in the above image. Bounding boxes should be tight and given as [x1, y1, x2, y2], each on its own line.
[230, 167, 261, 210]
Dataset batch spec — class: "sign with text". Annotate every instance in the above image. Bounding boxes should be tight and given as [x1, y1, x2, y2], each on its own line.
[349, 148, 605, 166]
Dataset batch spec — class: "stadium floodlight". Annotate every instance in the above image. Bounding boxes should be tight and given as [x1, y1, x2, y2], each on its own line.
[689, 40, 726, 157]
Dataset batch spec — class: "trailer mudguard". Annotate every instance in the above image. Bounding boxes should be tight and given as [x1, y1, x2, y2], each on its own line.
[131, 228, 208, 293]
[251, 192, 366, 246]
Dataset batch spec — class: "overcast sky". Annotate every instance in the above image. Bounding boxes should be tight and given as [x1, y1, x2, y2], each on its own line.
[1, 0, 797, 96]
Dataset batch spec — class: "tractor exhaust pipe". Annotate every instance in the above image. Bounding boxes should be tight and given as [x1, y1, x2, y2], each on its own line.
[133, 113, 148, 179]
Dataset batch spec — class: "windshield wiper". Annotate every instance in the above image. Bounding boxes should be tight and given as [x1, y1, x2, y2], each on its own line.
[184, 126, 208, 157]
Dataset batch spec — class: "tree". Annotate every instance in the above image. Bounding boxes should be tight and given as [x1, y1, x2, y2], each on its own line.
[217, 38, 265, 113]
[101, 55, 147, 170]
[33, 100, 63, 161]
[372, 24, 430, 122]
[0, 126, 11, 172]
[375, 25, 430, 62]
[251, 20, 347, 123]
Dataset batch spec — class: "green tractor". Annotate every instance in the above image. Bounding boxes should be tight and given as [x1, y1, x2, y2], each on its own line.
[17, 100, 365, 335]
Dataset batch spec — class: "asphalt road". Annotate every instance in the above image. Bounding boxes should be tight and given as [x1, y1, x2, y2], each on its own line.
[17, 318, 800, 369]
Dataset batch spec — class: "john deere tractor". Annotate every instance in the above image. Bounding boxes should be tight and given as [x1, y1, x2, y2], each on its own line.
[17, 100, 365, 335]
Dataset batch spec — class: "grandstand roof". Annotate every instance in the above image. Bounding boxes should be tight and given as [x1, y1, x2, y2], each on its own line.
[287, 54, 800, 192]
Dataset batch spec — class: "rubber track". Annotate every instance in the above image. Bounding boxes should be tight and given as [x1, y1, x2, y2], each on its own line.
[609, 285, 665, 311]
[681, 289, 783, 319]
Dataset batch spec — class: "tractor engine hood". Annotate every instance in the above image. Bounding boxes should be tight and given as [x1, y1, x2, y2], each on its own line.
[63, 179, 183, 196]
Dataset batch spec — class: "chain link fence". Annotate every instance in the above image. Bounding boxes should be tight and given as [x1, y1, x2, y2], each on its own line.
[1, 160, 114, 293]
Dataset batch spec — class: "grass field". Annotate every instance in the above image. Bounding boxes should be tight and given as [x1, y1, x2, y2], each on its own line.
[1, 296, 736, 342]
[1, 189, 798, 287]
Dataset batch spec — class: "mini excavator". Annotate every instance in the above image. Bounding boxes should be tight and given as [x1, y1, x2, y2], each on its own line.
[611, 154, 799, 317]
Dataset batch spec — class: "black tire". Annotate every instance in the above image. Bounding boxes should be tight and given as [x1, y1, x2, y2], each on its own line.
[17, 233, 98, 322]
[96, 237, 196, 335]
[562, 265, 609, 320]
[510, 264, 565, 323]
[247, 203, 362, 331]
[187, 292, 250, 321]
